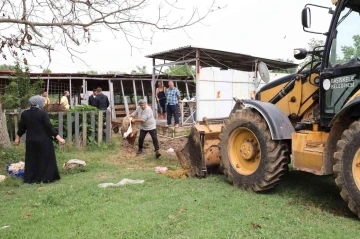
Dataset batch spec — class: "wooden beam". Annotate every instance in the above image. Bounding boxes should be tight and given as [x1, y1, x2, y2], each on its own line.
[75, 111, 80, 148]
[82, 112, 87, 147]
[90, 111, 95, 141]
[106, 110, 111, 143]
[98, 111, 103, 144]
[67, 112, 72, 143]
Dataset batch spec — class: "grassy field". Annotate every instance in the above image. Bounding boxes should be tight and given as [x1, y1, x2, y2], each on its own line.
[1, 138, 360, 239]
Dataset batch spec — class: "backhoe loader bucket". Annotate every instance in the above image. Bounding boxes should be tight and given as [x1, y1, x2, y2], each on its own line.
[175, 122, 223, 178]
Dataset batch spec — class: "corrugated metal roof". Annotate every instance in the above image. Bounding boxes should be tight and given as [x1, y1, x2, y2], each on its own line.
[146, 45, 298, 72]
[0, 72, 193, 80]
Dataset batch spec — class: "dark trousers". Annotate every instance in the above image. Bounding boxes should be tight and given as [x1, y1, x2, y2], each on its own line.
[167, 104, 179, 125]
[138, 129, 160, 152]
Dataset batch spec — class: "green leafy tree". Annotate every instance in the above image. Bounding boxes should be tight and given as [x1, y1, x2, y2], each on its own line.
[43, 68, 52, 73]
[77, 70, 98, 74]
[165, 65, 195, 76]
[106, 70, 126, 74]
[300, 38, 325, 68]
[131, 66, 148, 74]
[0, 64, 16, 71]
[340, 35, 360, 62]
[2, 63, 43, 109]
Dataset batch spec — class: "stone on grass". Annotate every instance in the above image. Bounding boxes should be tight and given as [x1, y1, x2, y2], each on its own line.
[63, 159, 87, 170]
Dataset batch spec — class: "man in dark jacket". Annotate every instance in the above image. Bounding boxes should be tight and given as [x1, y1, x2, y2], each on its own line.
[95, 87, 110, 110]
[88, 89, 97, 107]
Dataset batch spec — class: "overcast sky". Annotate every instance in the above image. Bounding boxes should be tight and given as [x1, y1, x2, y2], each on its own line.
[0, 0, 334, 73]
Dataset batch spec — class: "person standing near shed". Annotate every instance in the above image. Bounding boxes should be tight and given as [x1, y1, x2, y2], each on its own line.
[95, 87, 110, 110]
[165, 81, 181, 128]
[61, 91, 70, 110]
[41, 90, 50, 107]
[131, 99, 161, 158]
[156, 81, 167, 119]
[88, 89, 97, 107]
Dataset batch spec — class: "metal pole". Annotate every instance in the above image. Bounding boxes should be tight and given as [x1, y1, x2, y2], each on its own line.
[185, 81, 190, 99]
[82, 78, 86, 101]
[141, 80, 145, 98]
[46, 78, 49, 94]
[120, 80, 129, 115]
[120, 80, 125, 98]
[109, 79, 115, 119]
[195, 49, 200, 123]
[132, 79, 137, 102]
[69, 77, 72, 108]
[151, 58, 156, 118]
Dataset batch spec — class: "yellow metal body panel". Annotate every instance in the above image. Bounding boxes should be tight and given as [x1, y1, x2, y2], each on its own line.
[258, 82, 288, 102]
[298, 74, 319, 116]
[288, 79, 302, 115]
[292, 130, 331, 175]
[194, 124, 223, 167]
[257, 73, 319, 119]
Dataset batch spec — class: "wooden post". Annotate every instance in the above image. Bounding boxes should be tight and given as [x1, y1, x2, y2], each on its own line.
[59, 112, 64, 147]
[67, 112, 72, 144]
[98, 111, 104, 144]
[90, 111, 95, 141]
[106, 110, 111, 143]
[13, 109, 18, 137]
[82, 111, 87, 147]
[75, 111, 80, 147]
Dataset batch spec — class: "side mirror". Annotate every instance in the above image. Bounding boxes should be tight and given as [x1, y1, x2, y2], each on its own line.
[302, 7, 311, 28]
[294, 48, 308, 60]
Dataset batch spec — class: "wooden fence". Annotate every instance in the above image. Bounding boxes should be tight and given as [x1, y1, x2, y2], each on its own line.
[5, 109, 112, 147]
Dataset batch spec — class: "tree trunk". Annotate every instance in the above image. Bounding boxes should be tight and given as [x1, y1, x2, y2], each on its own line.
[0, 103, 11, 148]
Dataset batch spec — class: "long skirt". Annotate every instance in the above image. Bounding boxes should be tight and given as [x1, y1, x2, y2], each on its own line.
[24, 139, 60, 184]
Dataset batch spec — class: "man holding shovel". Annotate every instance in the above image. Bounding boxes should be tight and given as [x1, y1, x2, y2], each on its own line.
[130, 99, 161, 158]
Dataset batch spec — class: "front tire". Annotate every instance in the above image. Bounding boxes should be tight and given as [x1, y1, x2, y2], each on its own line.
[334, 120, 360, 217]
[219, 109, 289, 192]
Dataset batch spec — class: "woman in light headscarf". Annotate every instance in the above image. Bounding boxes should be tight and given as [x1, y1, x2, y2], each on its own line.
[14, 95, 65, 184]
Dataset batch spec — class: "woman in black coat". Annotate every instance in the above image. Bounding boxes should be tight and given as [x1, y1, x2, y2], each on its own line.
[14, 95, 65, 184]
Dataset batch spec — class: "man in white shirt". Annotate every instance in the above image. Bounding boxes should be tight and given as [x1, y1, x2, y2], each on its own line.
[131, 99, 161, 158]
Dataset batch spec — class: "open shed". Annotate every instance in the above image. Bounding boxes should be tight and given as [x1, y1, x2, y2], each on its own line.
[146, 45, 298, 122]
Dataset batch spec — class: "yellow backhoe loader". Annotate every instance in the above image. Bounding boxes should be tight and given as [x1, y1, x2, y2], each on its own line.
[176, 0, 360, 218]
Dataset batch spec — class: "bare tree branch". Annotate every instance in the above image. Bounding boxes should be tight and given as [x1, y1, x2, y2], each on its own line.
[0, 0, 224, 67]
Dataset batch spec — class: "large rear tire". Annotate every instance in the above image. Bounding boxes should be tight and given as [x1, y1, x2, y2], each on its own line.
[219, 109, 289, 192]
[334, 120, 360, 217]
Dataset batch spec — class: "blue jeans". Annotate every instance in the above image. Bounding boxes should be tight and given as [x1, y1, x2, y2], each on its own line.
[167, 104, 179, 125]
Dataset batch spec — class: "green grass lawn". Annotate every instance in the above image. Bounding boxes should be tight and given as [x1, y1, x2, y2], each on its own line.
[1, 139, 360, 239]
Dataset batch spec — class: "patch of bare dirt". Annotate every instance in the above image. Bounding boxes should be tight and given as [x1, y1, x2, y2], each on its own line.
[107, 134, 189, 175]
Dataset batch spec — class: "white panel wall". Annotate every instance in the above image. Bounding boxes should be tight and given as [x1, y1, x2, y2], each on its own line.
[196, 68, 289, 120]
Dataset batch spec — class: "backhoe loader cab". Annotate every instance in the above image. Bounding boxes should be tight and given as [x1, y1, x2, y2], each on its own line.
[176, 0, 360, 218]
